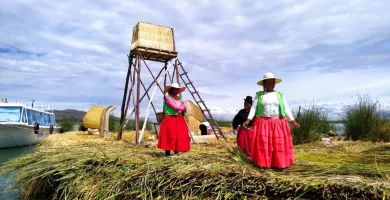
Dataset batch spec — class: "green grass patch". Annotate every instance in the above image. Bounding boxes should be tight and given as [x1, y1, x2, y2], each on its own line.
[57, 119, 75, 133]
[292, 104, 334, 144]
[343, 95, 390, 142]
[108, 115, 153, 132]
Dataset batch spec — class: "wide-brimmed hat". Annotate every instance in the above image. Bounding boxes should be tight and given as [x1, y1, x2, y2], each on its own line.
[243, 96, 253, 103]
[257, 72, 282, 86]
[164, 83, 186, 93]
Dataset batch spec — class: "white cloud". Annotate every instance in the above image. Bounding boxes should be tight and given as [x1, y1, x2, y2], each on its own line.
[281, 1, 313, 17]
[1, 0, 390, 122]
[194, 23, 220, 36]
[39, 32, 111, 54]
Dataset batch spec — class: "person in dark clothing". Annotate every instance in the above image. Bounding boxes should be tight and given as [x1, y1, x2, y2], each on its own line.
[233, 96, 254, 156]
[199, 124, 208, 135]
[232, 96, 254, 132]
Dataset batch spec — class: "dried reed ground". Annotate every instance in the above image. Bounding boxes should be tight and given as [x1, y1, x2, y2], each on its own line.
[1, 131, 390, 199]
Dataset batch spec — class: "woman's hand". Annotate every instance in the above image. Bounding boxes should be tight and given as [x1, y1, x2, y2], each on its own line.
[181, 106, 186, 116]
[243, 119, 251, 128]
[291, 120, 300, 128]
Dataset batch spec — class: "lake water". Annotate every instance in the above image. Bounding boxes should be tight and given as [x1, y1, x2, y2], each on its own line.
[0, 146, 36, 200]
[332, 123, 345, 134]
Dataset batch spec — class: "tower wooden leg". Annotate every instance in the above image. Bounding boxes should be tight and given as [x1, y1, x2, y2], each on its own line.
[164, 61, 167, 89]
[135, 55, 141, 144]
[118, 55, 134, 140]
[175, 59, 180, 84]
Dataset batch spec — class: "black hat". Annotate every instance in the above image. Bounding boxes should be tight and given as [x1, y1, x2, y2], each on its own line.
[244, 96, 253, 103]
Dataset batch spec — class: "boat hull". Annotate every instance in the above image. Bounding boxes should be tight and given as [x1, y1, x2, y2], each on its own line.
[0, 124, 59, 149]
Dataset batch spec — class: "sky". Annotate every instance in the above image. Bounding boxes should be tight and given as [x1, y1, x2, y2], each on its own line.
[1, 0, 390, 121]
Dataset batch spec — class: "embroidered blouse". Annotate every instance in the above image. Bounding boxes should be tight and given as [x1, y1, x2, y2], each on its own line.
[247, 91, 294, 121]
[165, 94, 185, 113]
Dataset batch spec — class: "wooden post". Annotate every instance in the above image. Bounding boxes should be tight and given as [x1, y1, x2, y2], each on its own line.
[127, 66, 165, 116]
[131, 62, 158, 115]
[136, 48, 164, 93]
[135, 55, 141, 144]
[119, 55, 137, 139]
[171, 66, 176, 84]
[175, 59, 180, 85]
[168, 70, 174, 83]
[164, 61, 168, 88]
[119, 55, 132, 129]
[175, 59, 183, 100]
[118, 55, 134, 140]
[162, 61, 168, 122]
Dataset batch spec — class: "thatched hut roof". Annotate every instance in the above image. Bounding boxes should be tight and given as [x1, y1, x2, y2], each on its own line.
[184, 100, 204, 122]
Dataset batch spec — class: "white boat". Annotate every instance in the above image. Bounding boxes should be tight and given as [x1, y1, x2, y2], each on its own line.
[0, 98, 61, 149]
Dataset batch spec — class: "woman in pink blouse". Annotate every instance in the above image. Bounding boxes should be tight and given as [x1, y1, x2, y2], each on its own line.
[157, 83, 190, 156]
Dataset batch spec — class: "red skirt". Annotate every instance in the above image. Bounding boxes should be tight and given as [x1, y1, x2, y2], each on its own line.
[236, 128, 252, 156]
[157, 115, 190, 152]
[250, 117, 294, 169]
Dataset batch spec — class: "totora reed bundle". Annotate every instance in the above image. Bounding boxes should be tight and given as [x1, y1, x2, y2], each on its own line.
[0, 132, 390, 199]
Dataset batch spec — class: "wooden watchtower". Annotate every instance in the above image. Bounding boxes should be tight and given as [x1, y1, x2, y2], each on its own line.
[118, 22, 226, 144]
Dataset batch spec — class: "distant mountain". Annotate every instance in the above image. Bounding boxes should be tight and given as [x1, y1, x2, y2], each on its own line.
[53, 109, 86, 121]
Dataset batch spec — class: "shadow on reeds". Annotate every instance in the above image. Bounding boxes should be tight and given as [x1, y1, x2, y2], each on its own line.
[361, 145, 390, 154]
[144, 151, 168, 158]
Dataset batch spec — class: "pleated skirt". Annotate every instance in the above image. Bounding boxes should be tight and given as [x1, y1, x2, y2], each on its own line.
[250, 117, 294, 169]
[237, 128, 252, 156]
[157, 115, 190, 152]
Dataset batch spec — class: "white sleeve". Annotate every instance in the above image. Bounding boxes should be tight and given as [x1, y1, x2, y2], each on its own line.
[247, 94, 258, 120]
[283, 94, 294, 121]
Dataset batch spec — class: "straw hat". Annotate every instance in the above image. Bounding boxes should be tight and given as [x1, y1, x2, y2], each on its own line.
[164, 83, 186, 93]
[257, 72, 282, 86]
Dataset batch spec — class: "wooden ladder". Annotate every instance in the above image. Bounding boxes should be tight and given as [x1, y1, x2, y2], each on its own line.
[177, 60, 227, 141]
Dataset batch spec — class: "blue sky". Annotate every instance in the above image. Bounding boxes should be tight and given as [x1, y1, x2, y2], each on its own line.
[1, 0, 390, 120]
